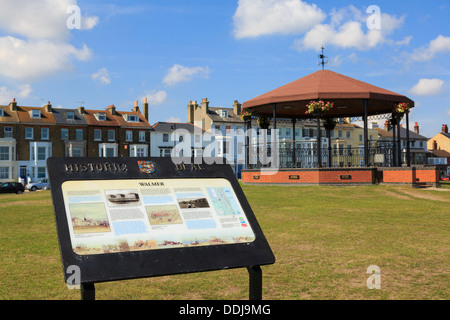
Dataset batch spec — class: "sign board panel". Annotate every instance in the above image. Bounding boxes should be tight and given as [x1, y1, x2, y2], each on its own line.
[48, 157, 275, 285]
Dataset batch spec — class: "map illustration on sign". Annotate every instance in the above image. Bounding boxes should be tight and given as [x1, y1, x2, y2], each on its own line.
[61, 178, 256, 255]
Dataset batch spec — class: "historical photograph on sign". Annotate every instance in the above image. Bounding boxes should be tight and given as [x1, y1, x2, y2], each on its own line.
[177, 197, 210, 209]
[145, 205, 183, 225]
[68, 202, 111, 234]
[105, 189, 141, 207]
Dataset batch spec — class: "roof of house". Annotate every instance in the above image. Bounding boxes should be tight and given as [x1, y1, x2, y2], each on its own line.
[52, 108, 88, 125]
[377, 127, 428, 140]
[152, 122, 208, 134]
[430, 149, 450, 158]
[15, 106, 56, 125]
[207, 107, 244, 123]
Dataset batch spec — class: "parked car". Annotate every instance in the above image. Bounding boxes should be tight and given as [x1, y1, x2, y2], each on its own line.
[26, 178, 50, 191]
[440, 175, 450, 181]
[0, 182, 25, 194]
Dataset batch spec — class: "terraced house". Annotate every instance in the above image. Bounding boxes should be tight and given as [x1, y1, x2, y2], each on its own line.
[0, 99, 151, 183]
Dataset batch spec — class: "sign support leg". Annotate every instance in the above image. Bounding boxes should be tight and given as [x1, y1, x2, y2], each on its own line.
[81, 283, 95, 300]
[247, 265, 262, 300]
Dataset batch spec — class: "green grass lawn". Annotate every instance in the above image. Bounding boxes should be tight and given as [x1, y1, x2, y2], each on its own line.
[0, 185, 448, 300]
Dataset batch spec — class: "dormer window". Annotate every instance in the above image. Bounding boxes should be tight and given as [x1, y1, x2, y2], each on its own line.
[96, 113, 107, 121]
[0, 108, 4, 117]
[67, 112, 75, 120]
[126, 115, 139, 122]
[31, 109, 41, 118]
[217, 110, 228, 118]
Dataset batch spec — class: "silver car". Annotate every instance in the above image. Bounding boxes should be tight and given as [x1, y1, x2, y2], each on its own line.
[26, 178, 50, 191]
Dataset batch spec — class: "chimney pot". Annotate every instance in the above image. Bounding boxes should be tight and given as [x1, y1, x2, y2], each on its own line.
[442, 124, 448, 134]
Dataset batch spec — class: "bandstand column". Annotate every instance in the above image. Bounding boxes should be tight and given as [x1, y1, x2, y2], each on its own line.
[292, 118, 296, 168]
[392, 117, 397, 167]
[272, 103, 278, 168]
[316, 115, 322, 168]
[363, 99, 369, 167]
[406, 111, 411, 167]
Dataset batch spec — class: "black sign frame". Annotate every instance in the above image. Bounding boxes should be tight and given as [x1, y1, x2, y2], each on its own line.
[47, 157, 275, 299]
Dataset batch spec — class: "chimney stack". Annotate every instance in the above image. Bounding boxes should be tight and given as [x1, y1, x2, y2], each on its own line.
[442, 124, 448, 134]
[201, 98, 209, 116]
[44, 101, 52, 113]
[133, 100, 140, 113]
[384, 120, 392, 131]
[107, 104, 116, 115]
[9, 98, 17, 111]
[432, 140, 437, 150]
[78, 106, 85, 114]
[233, 100, 242, 116]
[142, 97, 149, 121]
[414, 122, 419, 134]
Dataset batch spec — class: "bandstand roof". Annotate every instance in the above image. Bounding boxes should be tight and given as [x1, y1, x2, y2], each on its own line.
[242, 70, 414, 119]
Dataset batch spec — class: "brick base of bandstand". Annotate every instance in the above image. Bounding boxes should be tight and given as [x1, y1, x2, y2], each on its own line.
[241, 166, 440, 187]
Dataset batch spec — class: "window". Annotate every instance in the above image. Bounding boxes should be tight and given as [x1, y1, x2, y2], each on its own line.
[139, 131, 146, 142]
[238, 142, 243, 155]
[67, 112, 74, 120]
[295, 129, 300, 137]
[94, 129, 102, 141]
[195, 135, 201, 143]
[223, 141, 230, 154]
[330, 130, 334, 138]
[178, 135, 184, 142]
[303, 129, 309, 137]
[0, 147, 9, 160]
[359, 135, 363, 142]
[133, 146, 147, 157]
[37, 167, 46, 178]
[72, 147, 83, 157]
[226, 125, 231, 134]
[25, 127, 33, 139]
[346, 131, 351, 139]
[105, 147, 115, 157]
[96, 113, 107, 121]
[108, 130, 115, 141]
[126, 130, 133, 142]
[61, 128, 68, 140]
[218, 110, 228, 118]
[0, 108, 4, 116]
[41, 128, 49, 140]
[0, 167, 8, 179]
[162, 134, 169, 142]
[215, 125, 221, 134]
[347, 145, 352, 156]
[37, 147, 46, 161]
[338, 130, 343, 138]
[31, 110, 41, 118]
[4, 127, 12, 138]
[286, 128, 291, 137]
[160, 149, 171, 157]
[127, 115, 139, 122]
[76, 129, 83, 140]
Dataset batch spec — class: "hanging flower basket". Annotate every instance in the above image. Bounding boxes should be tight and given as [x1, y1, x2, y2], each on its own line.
[240, 110, 252, 121]
[305, 100, 334, 116]
[257, 116, 270, 129]
[394, 102, 409, 115]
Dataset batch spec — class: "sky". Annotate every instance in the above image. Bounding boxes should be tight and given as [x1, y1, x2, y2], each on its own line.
[0, 0, 448, 138]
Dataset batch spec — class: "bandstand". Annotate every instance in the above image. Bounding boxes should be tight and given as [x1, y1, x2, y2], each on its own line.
[240, 69, 440, 187]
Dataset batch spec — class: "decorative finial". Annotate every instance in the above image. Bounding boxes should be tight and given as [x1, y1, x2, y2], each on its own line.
[318, 45, 328, 70]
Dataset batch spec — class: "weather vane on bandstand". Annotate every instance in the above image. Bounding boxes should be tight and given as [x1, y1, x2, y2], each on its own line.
[318, 45, 328, 70]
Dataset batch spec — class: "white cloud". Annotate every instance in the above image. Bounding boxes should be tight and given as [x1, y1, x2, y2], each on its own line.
[409, 35, 450, 62]
[293, 6, 405, 51]
[233, 0, 326, 39]
[0, 0, 97, 81]
[409, 79, 444, 96]
[162, 64, 209, 86]
[92, 68, 111, 85]
[0, 83, 32, 104]
[142, 90, 167, 106]
[447, 110, 450, 116]
[0, 37, 92, 81]
[165, 116, 182, 123]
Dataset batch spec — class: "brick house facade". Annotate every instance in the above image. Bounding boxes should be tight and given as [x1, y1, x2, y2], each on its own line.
[0, 99, 151, 183]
